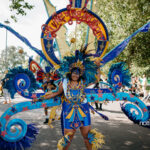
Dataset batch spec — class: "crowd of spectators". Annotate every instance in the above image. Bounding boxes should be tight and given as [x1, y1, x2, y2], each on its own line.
[121, 75, 150, 102]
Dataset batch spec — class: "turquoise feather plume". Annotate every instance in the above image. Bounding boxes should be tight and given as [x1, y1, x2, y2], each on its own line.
[107, 62, 131, 90]
[3, 67, 39, 99]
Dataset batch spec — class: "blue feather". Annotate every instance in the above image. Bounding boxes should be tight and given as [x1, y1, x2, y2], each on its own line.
[121, 104, 150, 129]
[108, 62, 131, 90]
[3, 67, 39, 99]
[59, 51, 98, 85]
[0, 124, 39, 150]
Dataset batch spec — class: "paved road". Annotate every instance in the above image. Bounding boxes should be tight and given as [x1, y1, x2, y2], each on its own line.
[0, 95, 150, 150]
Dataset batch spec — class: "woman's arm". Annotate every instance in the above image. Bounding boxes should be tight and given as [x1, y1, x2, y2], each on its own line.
[33, 82, 63, 102]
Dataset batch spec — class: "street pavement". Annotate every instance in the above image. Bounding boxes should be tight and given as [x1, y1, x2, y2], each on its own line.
[0, 95, 150, 150]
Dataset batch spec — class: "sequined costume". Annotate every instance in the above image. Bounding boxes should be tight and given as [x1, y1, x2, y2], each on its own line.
[62, 78, 91, 129]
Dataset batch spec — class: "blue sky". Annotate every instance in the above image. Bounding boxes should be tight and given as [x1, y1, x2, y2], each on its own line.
[0, 0, 69, 57]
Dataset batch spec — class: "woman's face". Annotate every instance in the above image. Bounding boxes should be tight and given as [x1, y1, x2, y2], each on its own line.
[71, 71, 80, 81]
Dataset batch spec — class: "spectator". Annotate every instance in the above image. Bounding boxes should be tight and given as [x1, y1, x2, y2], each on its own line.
[43, 80, 56, 124]
[1, 79, 11, 104]
[142, 74, 147, 99]
[0, 81, 2, 96]
[94, 78, 105, 110]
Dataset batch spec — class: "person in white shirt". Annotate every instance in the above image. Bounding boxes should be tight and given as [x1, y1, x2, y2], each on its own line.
[142, 74, 147, 99]
[1, 79, 11, 104]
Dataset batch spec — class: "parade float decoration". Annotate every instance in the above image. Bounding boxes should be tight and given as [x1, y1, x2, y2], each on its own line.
[0, 0, 150, 149]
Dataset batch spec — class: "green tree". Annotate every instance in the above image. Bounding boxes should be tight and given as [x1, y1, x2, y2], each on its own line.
[94, 0, 150, 76]
[9, 0, 34, 22]
[0, 46, 28, 75]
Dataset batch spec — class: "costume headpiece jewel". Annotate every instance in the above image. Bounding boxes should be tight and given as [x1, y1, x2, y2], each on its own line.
[69, 60, 85, 75]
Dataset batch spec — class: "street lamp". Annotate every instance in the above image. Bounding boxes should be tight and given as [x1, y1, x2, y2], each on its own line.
[4, 20, 10, 69]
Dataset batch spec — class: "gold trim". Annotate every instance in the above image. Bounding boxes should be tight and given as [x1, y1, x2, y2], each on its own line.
[100, 41, 109, 58]
[41, 38, 60, 69]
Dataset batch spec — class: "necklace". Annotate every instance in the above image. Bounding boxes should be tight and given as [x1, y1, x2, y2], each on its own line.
[66, 79, 85, 103]
[70, 81, 80, 89]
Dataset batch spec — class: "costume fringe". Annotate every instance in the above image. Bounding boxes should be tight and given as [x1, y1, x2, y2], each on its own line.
[57, 132, 73, 150]
[88, 129, 105, 150]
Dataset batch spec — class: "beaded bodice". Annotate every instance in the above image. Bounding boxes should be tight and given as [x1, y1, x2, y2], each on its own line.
[66, 79, 86, 104]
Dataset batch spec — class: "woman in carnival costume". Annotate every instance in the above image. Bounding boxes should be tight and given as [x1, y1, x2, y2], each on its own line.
[35, 45, 105, 150]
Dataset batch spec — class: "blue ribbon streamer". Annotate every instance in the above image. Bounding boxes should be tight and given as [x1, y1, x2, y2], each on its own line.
[88, 104, 109, 120]
[102, 22, 150, 66]
[0, 22, 53, 67]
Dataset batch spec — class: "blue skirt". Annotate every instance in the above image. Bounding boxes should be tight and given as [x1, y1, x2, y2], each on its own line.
[62, 101, 91, 129]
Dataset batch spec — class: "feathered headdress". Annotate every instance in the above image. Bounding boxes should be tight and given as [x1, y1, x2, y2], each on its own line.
[59, 44, 98, 85]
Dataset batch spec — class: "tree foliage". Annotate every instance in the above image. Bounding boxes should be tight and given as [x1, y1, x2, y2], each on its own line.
[0, 46, 27, 75]
[94, 0, 150, 76]
[9, 0, 34, 22]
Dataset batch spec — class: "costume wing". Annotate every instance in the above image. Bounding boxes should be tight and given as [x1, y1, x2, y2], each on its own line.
[0, 97, 61, 150]
[85, 87, 150, 128]
[3, 67, 45, 99]
[85, 61, 150, 128]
